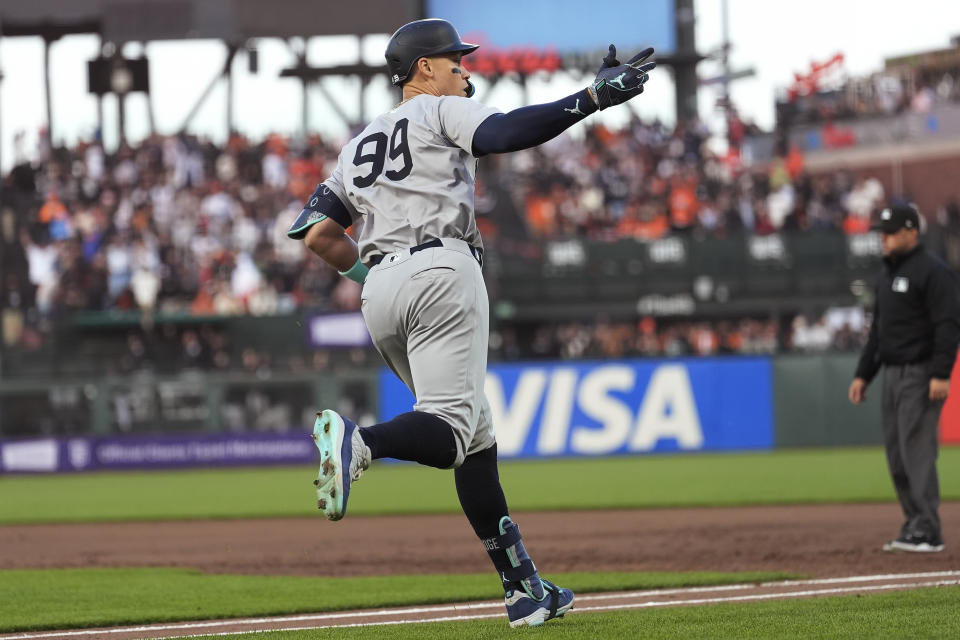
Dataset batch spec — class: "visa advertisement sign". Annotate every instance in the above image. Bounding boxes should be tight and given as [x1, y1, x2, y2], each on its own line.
[379, 358, 773, 458]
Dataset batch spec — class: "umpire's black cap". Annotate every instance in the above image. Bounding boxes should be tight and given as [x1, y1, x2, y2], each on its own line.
[873, 204, 921, 234]
[385, 19, 479, 86]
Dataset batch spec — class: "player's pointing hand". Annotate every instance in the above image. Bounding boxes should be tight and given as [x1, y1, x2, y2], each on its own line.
[588, 44, 656, 110]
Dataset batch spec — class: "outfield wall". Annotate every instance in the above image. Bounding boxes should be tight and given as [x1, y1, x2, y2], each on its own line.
[380, 353, 959, 456]
[774, 354, 883, 447]
[2, 353, 958, 472]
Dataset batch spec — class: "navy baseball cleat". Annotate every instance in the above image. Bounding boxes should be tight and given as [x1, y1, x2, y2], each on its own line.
[311, 410, 370, 521]
[504, 578, 575, 628]
[483, 516, 575, 627]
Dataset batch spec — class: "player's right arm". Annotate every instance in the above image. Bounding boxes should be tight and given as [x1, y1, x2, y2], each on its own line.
[471, 45, 655, 156]
[287, 163, 368, 283]
[302, 217, 360, 273]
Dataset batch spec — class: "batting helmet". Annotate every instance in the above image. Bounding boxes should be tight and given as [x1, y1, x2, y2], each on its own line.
[385, 19, 479, 86]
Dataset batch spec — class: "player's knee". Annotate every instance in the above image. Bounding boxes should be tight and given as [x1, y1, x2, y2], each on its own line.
[417, 407, 474, 469]
[448, 431, 468, 469]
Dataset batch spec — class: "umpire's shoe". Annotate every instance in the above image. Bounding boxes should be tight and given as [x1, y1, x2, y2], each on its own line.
[312, 410, 370, 521]
[882, 533, 945, 553]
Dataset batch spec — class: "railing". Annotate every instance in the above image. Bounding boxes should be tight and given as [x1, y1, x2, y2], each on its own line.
[0, 370, 379, 438]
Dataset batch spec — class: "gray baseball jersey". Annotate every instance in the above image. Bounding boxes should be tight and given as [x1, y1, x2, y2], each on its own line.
[323, 95, 499, 263]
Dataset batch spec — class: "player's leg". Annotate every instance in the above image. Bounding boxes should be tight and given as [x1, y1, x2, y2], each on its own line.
[435, 257, 573, 627]
[454, 440, 575, 627]
[311, 253, 458, 521]
[357, 301, 460, 469]
[400, 246, 490, 466]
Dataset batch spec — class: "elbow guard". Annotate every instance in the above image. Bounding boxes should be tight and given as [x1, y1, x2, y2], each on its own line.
[287, 183, 352, 239]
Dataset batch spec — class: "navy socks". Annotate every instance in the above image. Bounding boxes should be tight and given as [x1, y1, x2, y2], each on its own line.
[358, 411, 458, 469]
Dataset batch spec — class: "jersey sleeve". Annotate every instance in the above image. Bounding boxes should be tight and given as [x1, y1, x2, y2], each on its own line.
[286, 159, 360, 239]
[436, 96, 501, 154]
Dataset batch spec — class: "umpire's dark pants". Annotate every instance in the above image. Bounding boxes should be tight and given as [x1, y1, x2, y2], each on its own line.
[882, 362, 943, 540]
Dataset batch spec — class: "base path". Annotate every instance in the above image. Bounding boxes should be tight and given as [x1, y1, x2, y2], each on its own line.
[2, 572, 959, 640]
[1, 503, 959, 577]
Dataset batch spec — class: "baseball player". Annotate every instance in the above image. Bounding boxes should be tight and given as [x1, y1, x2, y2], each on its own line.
[287, 18, 655, 627]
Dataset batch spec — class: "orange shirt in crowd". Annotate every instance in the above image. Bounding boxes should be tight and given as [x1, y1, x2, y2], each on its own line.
[722, 147, 741, 173]
[288, 157, 324, 202]
[525, 194, 556, 237]
[265, 133, 288, 157]
[190, 284, 216, 315]
[617, 214, 669, 239]
[843, 214, 872, 235]
[668, 183, 698, 229]
[723, 330, 744, 352]
[131, 206, 151, 233]
[592, 124, 617, 148]
[786, 145, 805, 179]
[638, 316, 656, 334]
[38, 193, 67, 224]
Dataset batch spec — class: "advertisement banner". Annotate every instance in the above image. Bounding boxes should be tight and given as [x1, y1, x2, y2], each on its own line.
[940, 351, 960, 444]
[380, 358, 774, 458]
[0, 432, 317, 474]
[307, 312, 372, 348]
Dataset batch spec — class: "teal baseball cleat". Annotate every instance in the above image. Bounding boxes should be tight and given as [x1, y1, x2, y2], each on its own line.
[311, 410, 370, 521]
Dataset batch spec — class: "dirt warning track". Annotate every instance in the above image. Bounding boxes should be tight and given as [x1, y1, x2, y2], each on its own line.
[2, 503, 959, 577]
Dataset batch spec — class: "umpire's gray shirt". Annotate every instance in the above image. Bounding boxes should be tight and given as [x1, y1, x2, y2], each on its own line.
[322, 95, 500, 264]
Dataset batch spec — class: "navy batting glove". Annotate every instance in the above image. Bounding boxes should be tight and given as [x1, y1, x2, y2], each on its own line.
[588, 45, 656, 110]
[600, 44, 621, 69]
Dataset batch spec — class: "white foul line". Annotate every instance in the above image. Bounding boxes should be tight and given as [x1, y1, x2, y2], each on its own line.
[1, 571, 958, 640]
[573, 569, 960, 603]
[161, 579, 960, 637]
[574, 579, 960, 613]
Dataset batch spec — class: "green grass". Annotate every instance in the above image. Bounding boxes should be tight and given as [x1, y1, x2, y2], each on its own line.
[182, 586, 960, 639]
[2, 446, 960, 524]
[0, 568, 796, 632]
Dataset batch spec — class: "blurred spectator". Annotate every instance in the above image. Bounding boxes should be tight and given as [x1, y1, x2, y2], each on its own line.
[21, 229, 59, 315]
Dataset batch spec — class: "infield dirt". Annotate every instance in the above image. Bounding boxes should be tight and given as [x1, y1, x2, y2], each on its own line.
[2, 503, 959, 577]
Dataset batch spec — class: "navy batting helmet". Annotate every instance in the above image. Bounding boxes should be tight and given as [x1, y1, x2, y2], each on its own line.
[385, 19, 479, 86]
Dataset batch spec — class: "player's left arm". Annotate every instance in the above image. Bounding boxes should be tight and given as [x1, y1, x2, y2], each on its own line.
[472, 45, 655, 156]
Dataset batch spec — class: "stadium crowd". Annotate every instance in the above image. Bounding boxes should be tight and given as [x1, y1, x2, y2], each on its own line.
[4, 131, 355, 320]
[2, 118, 900, 316]
[482, 115, 893, 240]
[491, 308, 865, 362]
[766, 39, 960, 128]
[3, 105, 959, 369]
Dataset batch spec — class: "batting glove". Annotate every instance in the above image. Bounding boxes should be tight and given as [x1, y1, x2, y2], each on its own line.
[587, 45, 656, 110]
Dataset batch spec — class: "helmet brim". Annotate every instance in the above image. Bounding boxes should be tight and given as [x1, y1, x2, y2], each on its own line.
[393, 42, 479, 85]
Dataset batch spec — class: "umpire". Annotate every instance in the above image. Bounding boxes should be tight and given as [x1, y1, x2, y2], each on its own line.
[849, 204, 960, 553]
